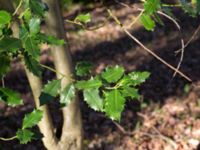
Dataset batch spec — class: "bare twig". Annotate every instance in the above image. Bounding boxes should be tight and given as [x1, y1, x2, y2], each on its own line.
[108, 9, 191, 82]
[114, 0, 187, 80]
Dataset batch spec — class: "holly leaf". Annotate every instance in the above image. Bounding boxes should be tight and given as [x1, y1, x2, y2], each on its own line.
[29, 0, 46, 17]
[60, 83, 75, 106]
[128, 71, 150, 86]
[104, 90, 125, 121]
[39, 79, 61, 105]
[37, 33, 65, 45]
[83, 88, 103, 111]
[24, 53, 42, 77]
[29, 18, 41, 35]
[16, 129, 34, 144]
[0, 88, 23, 107]
[101, 66, 124, 83]
[0, 37, 22, 53]
[75, 61, 93, 77]
[144, 0, 161, 15]
[24, 36, 40, 59]
[75, 13, 91, 24]
[121, 87, 140, 99]
[0, 54, 10, 78]
[0, 11, 11, 25]
[22, 109, 43, 129]
[75, 78, 102, 90]
[140, 14, 155, 31]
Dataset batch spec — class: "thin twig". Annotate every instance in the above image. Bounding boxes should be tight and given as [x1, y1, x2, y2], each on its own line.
[0, 136, 16, 141]
[175, 24, 200, 53]
[114, 0, 186, 80]
[13, 0, 23, 16]
[107, 9, 192, 82]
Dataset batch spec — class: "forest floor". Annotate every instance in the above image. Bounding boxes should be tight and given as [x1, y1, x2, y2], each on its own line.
[1, 1, 200, 150]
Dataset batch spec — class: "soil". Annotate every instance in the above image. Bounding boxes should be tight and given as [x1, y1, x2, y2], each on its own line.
[1, 1, 200, 150]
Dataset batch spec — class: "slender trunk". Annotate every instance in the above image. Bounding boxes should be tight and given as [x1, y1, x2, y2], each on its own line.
[0, 1, 60, 149]
[25, 69, 60, 150]
[43, 0, 83, 149]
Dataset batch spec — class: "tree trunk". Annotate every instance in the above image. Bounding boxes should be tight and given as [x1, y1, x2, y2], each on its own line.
[25, 69, 60, 150]
[43, 0, 83, 149]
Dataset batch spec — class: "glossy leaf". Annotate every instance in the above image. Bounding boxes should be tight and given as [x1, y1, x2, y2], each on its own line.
[16, 129, 34, 144]
[24, 36, 40, 59]
[22, 109, 43, 129]
[75, 13, 91, 23]
[121, 86, 140, 99]
[75, 78, 102, 90]
[144, 0, 160, 15]
[29, 0, 45, 17]
[128, 71, 150, 86]
[60, 84, 75, 106]
[83, 88, 103, 111]
[0, 11, 11, 25]
[0, 37, 22, 53]
[0, 88, 23, 107]
[101, 66, 124, 83]
[39, 79, 61, 105]
[29, 18, 41, 35]
[104, 90, 125, 121]
[75, 61, 93, 77]
[24, 53, 42, 77]
[0, 54, 10, 78]
[140, 14, 155, 31]
[37, 33, 65, 45]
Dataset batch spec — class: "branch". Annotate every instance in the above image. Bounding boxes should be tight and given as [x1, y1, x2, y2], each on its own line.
[107, 9, 192, 82]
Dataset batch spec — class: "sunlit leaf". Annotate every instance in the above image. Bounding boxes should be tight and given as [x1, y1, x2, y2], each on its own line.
[75, 13, 91, 23]
[140, 14, 155, 31]
[0, 11, 11, 25]
[39, 79, 61, 105]
[104, 89, 125, 121]
[0, 88, 23, 107]
[101, 66, 124, 83]
[75, 61, 93, 77]
[128, 71, 150, 86]
[0, 37, 22, 53]
[29, 18, 41, 35]
[24, 53, 42, 77]
[144, 0, 161, 15]
[16, 129, 34, 144]
[75, 78, 102, 90]
[60, 83, 75, 106]
[22, 109, 43, 129]
[83, 88, 103, 111]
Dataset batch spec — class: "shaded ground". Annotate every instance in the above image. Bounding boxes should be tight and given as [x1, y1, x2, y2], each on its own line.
[1, 1, 200, 149]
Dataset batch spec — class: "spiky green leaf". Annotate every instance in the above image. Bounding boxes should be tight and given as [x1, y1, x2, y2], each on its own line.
[144, 0, 161, 15]
[37, 33, 65, 45]
[39, 79, 61, 105]
[24, 36, 40, 59]
[0, 54, 10, 78]
[60, 84, 75, 106]
[29, 18, 41, 35]
[75, 78, 102, 90]
[75, 61, 93, 77]
[101, 66, 124, 83]
[121, 87, 140, 99]
[24, 53, 42, 77]
[0, 88, 23, 107]
[0, 37, 22, 53]
[0, 11, 11, 25]
[128, 71, 150, 86]
[105, 90, 125, 121]
[83, 88, 103, 111]
[140, 14, 155, 31]
[16, 129, 34, 144]
[22, 109, 43, 129]
[75, 13, 91, 23]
